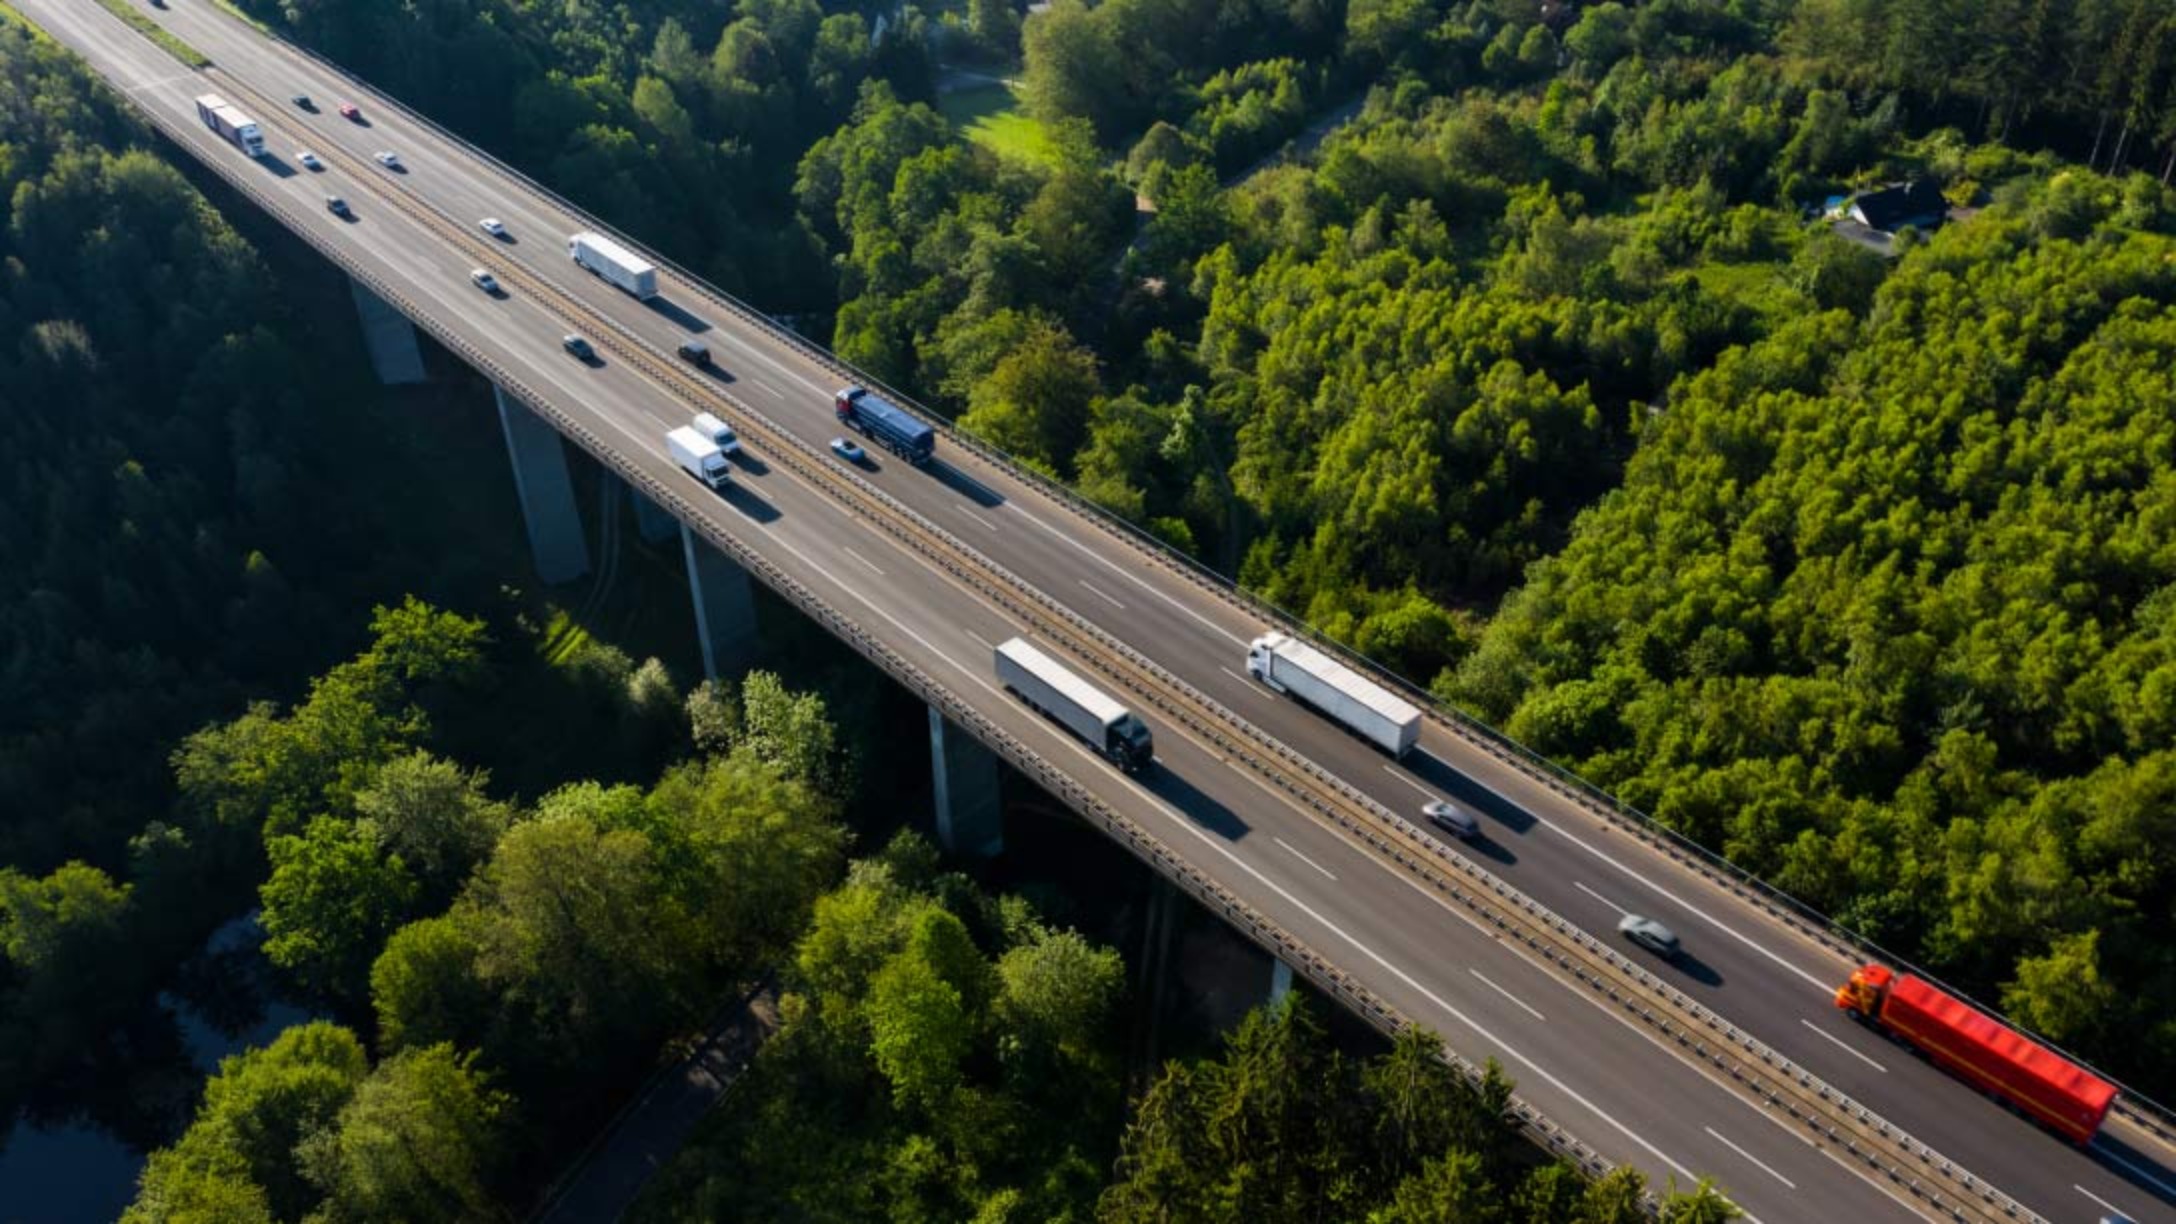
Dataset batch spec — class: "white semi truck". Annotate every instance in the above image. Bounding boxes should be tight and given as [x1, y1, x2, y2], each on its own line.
[995, 637, 1154, 773]
[667, 426, 730, 490]
[1246, 632, 1421, 757]
[568, 231, 658, 299]
[193, 94, 265, 158]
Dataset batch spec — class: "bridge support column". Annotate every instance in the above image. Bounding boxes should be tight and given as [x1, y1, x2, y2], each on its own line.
[629, 486, 679, 544]
[680, 523, 758, 681]
[1268, 958, 1294, 1006]
[494, 385, 591, 585]
[347, 277, 426, 384]
[928, 708, 1002, 857]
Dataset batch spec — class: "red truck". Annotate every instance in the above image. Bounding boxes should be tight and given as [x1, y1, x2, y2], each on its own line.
[1835, 963, 2117, 1144]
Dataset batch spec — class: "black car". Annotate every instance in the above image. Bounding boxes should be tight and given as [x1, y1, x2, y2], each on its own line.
[677, 339, 711, 366]
[291, 94, 315, 111]
[325, 195, 351, 218]
[561, 334, 595, 361]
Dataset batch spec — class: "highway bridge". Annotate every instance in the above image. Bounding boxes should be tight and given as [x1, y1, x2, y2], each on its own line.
[19, 2, 2176, 1219]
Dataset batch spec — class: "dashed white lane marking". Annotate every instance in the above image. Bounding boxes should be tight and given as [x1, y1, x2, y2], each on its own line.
[959, 506, 998, 531]
[1273, 837, 1337, 881]
[1707, 1126, 1798, 1190]
[1575, 881, 1629, 915]
[2074, 1183, 2125, 1217]
[1430, 753, 1834, 993]
[1220, 666, 1268, 693]
[1382, 765, 1438, 801]
[1047, 756, 1710, 1193]
[1799, 1019, 1887, 1073]
[1078, 579, 1126, 610]
[1011, 505, 1251, 648]
[841, 545, 884, 576]
[1470, 969, 1545, 1022]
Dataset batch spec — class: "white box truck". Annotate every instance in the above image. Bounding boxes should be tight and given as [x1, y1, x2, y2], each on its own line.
[568, 231, 658, 299]
[667, 426, 730, 490]
[1246, 632, 1421, 757]
[690, 411, 742, 456]
[995, 637, 1154, 773]
[193, 94, 265, 158]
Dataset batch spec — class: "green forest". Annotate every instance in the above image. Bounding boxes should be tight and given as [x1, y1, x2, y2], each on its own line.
[214, 0, 2176, 1093]
[8, 0, 2176, 1214]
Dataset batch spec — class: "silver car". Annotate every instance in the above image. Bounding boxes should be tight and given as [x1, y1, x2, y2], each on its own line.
[1617, 914, 1681, 959]
[1423, 799, 1480, 841]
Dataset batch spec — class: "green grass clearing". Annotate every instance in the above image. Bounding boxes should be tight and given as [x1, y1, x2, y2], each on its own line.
[89, 0, 210, 66]
[940, 81, 1058, 170]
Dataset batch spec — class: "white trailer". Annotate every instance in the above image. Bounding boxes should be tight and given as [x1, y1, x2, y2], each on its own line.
[193, 94, 265, 158]
[690, 411, 742, 456]
[1246, 632, 1421, 757]
[666, 426, 730, 490]
[568, 231, 658, 299]
[995, 637, 1154, 773]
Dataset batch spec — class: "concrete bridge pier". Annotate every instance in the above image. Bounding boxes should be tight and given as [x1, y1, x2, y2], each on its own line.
[494, 385, 592, 585]
[928, 709, 1002, 856]
[680, 523, 759, 681]
[348, 277, 427, 384]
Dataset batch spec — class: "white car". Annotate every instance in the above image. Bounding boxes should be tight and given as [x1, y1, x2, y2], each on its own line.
[479, 217, 507, 239]
[469, 268, 500, 294]
[296, 150, 322, 171]
[374, 150, 402, 170]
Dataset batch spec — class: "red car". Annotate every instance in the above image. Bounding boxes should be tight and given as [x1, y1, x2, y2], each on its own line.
[337, 101, 361, 121]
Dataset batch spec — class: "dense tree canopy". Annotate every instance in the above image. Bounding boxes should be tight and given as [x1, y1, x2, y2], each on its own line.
[1454, 211, 2176, 1085]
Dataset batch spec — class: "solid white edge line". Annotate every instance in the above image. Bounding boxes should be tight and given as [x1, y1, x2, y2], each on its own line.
[1798, 1019, 1888, 1073]
[1574, 881, 1629, 916]
[1054, 765, 1711, 1190]
[110, 14, 1876, 1210]
[1432, 753, 1834, 993]
[2092, 1145, 2176, 1199]
[1009, 504, 1251, 647]
[761, 534, 964, 678]
[1705, 1126, 1798, 1190]
[1469, 969, 1545, 1022]
[1272, 836, 1338, 881]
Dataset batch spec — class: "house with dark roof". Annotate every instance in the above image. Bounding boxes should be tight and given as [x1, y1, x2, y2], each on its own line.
[1847, 180, 1948, 234]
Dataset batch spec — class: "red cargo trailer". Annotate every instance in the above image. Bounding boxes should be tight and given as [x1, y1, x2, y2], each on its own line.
[1835, 964, 2116, 1144]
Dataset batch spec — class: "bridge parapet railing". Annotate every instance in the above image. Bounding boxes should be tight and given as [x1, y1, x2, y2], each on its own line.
[232, 19, 2176, 1140]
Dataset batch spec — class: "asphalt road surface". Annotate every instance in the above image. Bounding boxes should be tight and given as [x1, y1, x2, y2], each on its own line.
[20, 2, 2176, 1219]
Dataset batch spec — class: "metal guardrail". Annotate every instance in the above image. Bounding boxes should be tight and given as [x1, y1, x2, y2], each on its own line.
[80, 24, 1639, 1200]
[165, 0, 2176, 1149]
